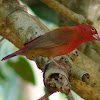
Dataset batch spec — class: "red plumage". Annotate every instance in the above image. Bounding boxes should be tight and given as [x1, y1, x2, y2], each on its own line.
[1, 24, 100, 61]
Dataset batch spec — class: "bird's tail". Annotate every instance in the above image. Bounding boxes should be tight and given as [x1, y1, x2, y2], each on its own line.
[1, 49, 24, 61]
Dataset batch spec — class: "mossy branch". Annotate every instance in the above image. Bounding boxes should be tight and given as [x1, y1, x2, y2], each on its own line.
[0, 0, 100, 100]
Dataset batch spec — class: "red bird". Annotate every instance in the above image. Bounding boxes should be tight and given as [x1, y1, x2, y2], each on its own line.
[1, 25, 100, 61]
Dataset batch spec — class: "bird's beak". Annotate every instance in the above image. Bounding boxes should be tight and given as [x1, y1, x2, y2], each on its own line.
[93, 34, 100, 40]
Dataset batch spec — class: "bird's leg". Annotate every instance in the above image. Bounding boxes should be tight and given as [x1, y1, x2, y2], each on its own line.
[50, 59, 69, 76]
[51, 59, 60, 67]
[0, 31, 11, 42]
[50, 59, 64, 70]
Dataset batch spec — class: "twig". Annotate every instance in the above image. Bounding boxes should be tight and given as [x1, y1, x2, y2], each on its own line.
[67, 91, 74, 100]
[40, 0, 87, 24]
[38, 93, 50, 100]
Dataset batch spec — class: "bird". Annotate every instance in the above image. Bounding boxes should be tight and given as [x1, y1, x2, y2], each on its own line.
[1, 25, 100, 62]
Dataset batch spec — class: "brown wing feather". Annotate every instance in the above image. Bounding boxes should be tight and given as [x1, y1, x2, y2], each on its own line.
[28, 27, 74, 49]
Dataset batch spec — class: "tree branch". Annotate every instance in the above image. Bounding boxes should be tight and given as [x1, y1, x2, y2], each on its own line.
[0, 0, 100, 100]
[67, 91, 74, 100]
[40, 0, 92, 25]
[71, 50, 100, 100]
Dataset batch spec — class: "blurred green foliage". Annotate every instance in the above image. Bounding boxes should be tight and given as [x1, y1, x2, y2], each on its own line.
[0, 38, 36, 100]
[7, 57, 36, 85]
[30, 2, 58, 24]
[20, 0, 58, 24]
[3, 74, 21, 100]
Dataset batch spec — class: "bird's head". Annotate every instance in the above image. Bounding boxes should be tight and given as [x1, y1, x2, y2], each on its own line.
[79, 25, 100, 41]
[90, 27, 100, 40]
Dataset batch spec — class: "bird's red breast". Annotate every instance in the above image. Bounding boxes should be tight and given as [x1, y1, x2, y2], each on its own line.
[1, 24, 100, 61]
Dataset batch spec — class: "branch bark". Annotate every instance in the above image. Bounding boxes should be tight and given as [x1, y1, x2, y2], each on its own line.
[71, 50, 100, 100]
[40, 0, 92, 25]
[0, 0, 100, 100]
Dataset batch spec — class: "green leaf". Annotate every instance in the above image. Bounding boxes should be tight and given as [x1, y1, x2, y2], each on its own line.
[7, 56, 36, 85]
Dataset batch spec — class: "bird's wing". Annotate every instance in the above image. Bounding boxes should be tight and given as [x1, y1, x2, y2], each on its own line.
[28, 27, 74, 49]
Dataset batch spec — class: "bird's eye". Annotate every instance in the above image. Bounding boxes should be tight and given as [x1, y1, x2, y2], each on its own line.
[91, 27, 95, 34]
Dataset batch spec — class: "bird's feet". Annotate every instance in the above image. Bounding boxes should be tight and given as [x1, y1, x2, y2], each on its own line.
[51, 59, 67, 72]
